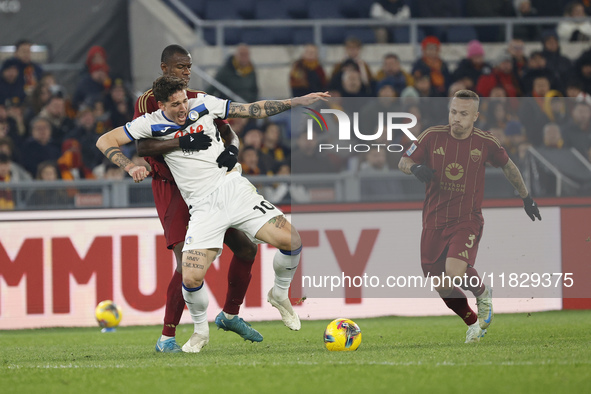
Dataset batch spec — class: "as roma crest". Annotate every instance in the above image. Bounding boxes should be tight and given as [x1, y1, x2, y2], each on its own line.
[470, 148, 482, 162]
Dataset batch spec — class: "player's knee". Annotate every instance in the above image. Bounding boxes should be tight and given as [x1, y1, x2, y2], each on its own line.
[183, 276, 204, 289]
[278, 229, 301, 253]
[235, 241, 258, 262]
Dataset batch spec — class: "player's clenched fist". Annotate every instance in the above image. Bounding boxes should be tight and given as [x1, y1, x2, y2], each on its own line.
[128, 165, 149, 183]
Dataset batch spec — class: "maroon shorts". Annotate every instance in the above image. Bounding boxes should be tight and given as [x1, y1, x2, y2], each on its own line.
[420, 221, 483, 277]
[152, 178, 189, 249]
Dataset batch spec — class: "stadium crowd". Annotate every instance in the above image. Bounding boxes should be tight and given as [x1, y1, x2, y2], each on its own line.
[2, 4, 591, 208]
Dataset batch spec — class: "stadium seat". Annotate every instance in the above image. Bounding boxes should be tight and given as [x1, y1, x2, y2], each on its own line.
[287, 0, 310, 19]
[340, 0, 372, 18]
[309, 1, 344, 19]
[181, 0, 206, 18]
[345, 28, 377, 44]
[254, 0, 290, 19]
[293, 28, 315, 45]
[231, 0, 255, 19]
[445, 26, 478, 43]
[391, 27, 426, 44]
[322, 26, 348, 44]
[204, 0, 239, 20]
[241, 27, 294, 45]
[203, 27, 243, 46]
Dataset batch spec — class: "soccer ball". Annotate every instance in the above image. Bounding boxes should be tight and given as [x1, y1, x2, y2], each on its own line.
[324, 318, 362, 351]
[95, 300, 122, 328]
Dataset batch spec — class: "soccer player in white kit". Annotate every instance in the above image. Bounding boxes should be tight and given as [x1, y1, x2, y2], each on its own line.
[97, 75, 329, 353]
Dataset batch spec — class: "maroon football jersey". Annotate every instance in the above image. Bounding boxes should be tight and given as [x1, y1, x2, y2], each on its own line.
[403, 125, 509, 229]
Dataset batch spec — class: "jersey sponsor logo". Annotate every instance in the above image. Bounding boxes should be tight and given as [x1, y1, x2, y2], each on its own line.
[150, 123, 182, 136]
[433, 147, 445, 155]
[406, 142, 417, 156]
[458, 250, 469, 259]
[470, 148, 482, 162]
[445, 162, 464, 181]
[465, 234, 476, 248]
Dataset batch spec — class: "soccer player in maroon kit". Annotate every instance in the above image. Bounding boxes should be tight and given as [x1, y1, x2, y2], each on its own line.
[399, 90, 541, 343]
[134, 45, 261, 352]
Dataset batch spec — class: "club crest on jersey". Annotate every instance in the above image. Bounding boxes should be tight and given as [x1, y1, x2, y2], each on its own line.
[188, 110, 199, 121]
[470, 148, 482, 162]
[185, 236, 193, 245]
[406, 142, 417, 156]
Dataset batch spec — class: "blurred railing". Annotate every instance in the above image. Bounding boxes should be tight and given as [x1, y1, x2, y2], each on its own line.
[0, 169, 520, 211]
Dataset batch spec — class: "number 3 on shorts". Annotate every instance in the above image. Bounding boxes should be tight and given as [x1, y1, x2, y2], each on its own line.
[253, 200, 276, 214]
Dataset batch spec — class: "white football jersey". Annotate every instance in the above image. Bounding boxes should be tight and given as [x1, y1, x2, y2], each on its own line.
[124, 93, 236, 204]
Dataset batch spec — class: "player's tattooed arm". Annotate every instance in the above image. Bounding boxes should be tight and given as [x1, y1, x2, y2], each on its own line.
[228, 100, 290, 119]
[268, 215, 287, 229]
[501, 158, 529, 198]
[227, 92, 330, 119]
[96, 126, 150, 182]
[398, 156, 417, 175]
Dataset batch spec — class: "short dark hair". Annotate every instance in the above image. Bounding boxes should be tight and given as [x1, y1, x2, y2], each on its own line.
[15, 39, 32, 50]
[152, 75, 187, 103]
[384, 53, 399, 61]
[161, 45, 190, 64]
[454, 89, 480, 109]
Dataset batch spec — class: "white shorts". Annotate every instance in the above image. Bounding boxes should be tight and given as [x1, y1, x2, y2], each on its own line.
[182, 171, 283, 252]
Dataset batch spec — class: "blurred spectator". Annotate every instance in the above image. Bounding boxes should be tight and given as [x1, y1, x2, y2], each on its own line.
[4, 101, 27, 144]
[519, 75, 552, 145]
[0, 153, 15, 210]
[484, 100, 513, 130]
[103, 162, 125, 180]
[57, 139, 95, 181]
[11, 40, 43, 95]
[541, 31, 572, 89]
[25, 79, 52, 121]
[451, 40, 491, 89]
[375, 53, 413, 96]
[20, 117, 60, 176]
[208, 44, 258, 103]
[239, 146, 262, 175]
[359, 149, 400, 201]
[448, 80, 467, 97]
[573, 49, 591, 94]
[562, 101, 591, 155]
[0, 58, 26, 107]
[476, 51, 521, 97]
[566, 79, 584, 98]
[359, 82, 399, 137]
[0, 137, 31, 182]
[558, 1, 591, 42]
[542, 123, 565, 149]
[66, 105, 104, 170]
[260, 123, 290, 174]
[330, 37, 374, 94]
[27, 161, 71, 208]
[503, 120, 527, 157]
[291, 131, 338, 174]
[465, 0, 514, 41]
[243, 128, 264, 150]
[521, 51, 560, 95]
[73, 46, 112, 109]
[412, 36, 450, 97]
[507, 39, 528, 79]
[370, 0, 410, 43]
[543, 90, 568, 126]
[340, 69, 368, 98]
[289, 44, 327, 97]
[513, 1, 540, 41]
[262, 162, 300, 204]
[38, 90, 75, 147]
[103, 78, 134, 128]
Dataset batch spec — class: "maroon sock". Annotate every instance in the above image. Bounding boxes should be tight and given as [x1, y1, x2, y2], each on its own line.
[442, 286, 477, 326]
[223, 255, 254, 315]
[162, 270, 185, 337]
[461, 266, 485, 297]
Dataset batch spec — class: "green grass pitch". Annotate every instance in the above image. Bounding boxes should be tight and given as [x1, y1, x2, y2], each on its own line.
[1, 310, 590, 393]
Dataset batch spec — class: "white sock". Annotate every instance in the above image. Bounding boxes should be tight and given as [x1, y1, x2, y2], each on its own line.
[272, 247, 301, 301]
[223, 312, 236, 320]
[182, 281, 209, 336]
[160, 334, 174, 341]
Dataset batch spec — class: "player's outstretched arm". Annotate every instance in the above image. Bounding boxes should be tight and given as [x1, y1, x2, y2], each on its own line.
[227, 92, 330, 119]
[96, 127, 149, 182]
[501, 158, 542, 221]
